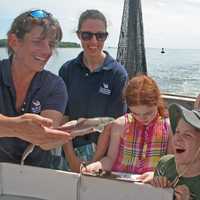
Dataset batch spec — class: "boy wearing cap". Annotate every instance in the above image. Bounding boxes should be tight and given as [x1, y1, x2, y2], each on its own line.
[151, 103, 200, 200]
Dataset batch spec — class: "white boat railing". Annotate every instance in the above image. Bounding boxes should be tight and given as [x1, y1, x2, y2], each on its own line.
[0, 163, 173, 200]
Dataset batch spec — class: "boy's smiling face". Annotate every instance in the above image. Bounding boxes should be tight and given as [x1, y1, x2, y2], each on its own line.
[173, 118, 200, 166]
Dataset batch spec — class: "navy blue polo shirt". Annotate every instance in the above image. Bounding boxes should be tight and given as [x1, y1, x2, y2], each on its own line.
[0, 58, 68, 169]
[59, 51, 128, 147]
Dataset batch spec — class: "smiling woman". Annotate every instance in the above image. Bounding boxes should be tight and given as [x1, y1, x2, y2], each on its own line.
[0, 9, 71, 170]
[7, 9, 62, 56]
[59, 9, 128, 172]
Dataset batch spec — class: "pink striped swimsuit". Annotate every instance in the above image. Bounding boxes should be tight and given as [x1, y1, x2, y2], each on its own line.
[112, 113, 169, 174]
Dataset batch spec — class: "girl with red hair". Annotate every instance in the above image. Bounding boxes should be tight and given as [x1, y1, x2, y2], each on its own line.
[83, 75, 173, 181]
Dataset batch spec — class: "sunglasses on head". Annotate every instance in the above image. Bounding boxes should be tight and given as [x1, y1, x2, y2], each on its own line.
[29, 9, 50, 19]
[77, 31, 108, 41]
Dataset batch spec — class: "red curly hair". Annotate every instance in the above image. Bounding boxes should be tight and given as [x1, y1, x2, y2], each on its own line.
[124, 75, 165, 117]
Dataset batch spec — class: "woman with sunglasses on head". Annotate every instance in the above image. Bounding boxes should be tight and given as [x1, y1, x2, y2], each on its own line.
[59, 9, 128, 172]
[82, 75, 173, 182]
[0, 9, 71, 169]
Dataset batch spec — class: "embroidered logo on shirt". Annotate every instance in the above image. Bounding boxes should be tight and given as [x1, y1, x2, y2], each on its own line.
[31, 100, 41, 113]
[99, 82, 111, 95]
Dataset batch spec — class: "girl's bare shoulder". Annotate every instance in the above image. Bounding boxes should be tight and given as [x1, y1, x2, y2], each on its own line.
[111, 116, 126, 134]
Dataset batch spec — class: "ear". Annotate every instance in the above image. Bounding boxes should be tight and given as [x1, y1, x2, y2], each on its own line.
[7, 33, 20, 53]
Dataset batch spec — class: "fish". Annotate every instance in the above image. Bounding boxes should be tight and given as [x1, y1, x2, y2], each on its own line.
[60, 117, 115, 138]
[20, 117, 115, 166]
[21, 144, 35, 166]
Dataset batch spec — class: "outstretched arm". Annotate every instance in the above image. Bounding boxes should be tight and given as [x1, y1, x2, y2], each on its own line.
[61, 117, 115, 172]
[63, 141, 82, 172]
[82, 117, 124, 173]
[0, 113, 71, 150]
[39, 109, 72, 150]
[63, 124, 112, 173]
[92, 124, 112, 162]
[0, 113, 52, 137]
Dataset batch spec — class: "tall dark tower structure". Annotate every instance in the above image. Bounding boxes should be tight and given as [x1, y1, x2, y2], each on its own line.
[117, 0, 147, 78]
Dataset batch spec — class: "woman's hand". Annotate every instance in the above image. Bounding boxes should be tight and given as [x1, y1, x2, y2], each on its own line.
[15, 113, 72, 149]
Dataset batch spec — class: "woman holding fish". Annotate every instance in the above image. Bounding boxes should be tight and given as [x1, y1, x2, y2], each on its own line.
[0, 9, 71, 169]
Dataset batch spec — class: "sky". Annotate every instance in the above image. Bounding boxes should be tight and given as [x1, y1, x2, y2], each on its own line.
[0, 0, 200, 49]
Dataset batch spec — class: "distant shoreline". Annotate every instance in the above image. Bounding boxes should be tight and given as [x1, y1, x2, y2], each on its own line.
[0, 39, 80, 48]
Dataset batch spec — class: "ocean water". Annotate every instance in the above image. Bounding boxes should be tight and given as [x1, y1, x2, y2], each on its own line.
[1, 47, 200, 97]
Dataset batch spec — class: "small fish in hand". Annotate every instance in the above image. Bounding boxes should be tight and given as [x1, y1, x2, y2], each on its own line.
[59, 117, 115, 138]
